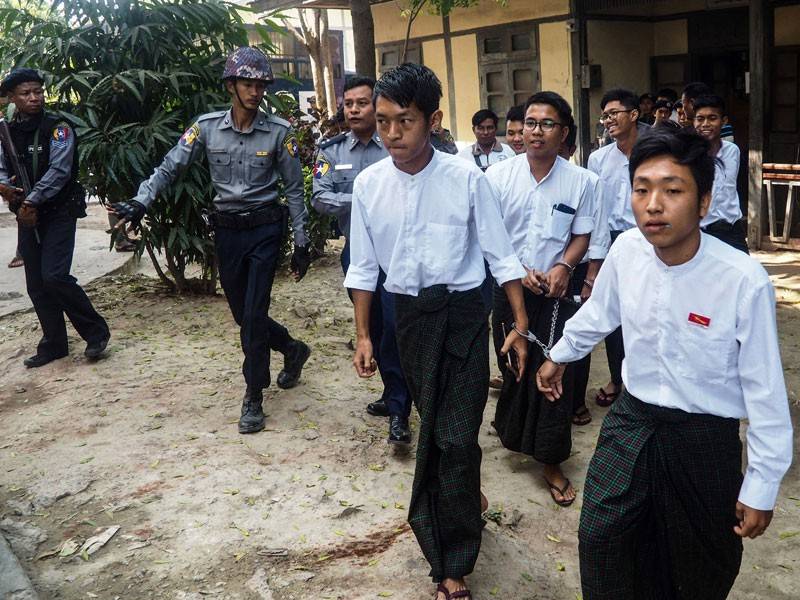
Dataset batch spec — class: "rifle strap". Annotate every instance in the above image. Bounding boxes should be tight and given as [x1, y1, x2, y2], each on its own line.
[32, 126, 39, 181]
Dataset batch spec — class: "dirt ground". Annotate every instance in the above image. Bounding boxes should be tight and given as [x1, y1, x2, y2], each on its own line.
[1, 244, 799, 600]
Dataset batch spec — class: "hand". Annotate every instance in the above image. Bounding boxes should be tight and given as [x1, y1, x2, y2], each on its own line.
[0, 181, 24, 206]
[108, 200, 146, 230]
[545, 265, 570, 298]
[580, 282, 593, 303]
[290, 244, 311, 281]
[500, 328, 528, 383]
[536, 359, 566, 401]
[16, 202, 38, 228]
[522, 268, 549, 295]
[734, 502, 773, 539]
[353, 337, 377, 378]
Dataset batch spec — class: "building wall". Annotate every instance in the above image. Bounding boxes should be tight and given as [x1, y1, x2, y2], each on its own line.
[422, 39, 452, 131]
[449, 0, 569, 32]
[372, 3, 443, 44]
[587, 20, 653, 112]
[653, 19, 688, 56]
[539, 21, 573, 105]
[775, 5, 800, 47]
[451, 34, 481, 137]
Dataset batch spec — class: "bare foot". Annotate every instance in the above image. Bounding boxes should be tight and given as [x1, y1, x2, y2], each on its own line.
[601, 381, 620, 395]
[437, 577, 471, 599]
[480, 491, 488, 513]
[543, 464, 576, 506]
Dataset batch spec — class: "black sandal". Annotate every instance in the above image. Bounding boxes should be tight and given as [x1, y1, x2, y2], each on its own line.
[572, 405, 592, 426]
[544, 476, 576, 507]
[436, 583, 473, 599]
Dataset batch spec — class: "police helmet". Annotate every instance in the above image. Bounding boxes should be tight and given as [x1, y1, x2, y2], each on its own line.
[0, 68, 44, 96]
[222, 47, 274, 84]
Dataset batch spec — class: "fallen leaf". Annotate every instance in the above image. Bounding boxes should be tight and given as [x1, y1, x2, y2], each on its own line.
[79, 526, 120, 557]
[779, 530, 800, 540]
[556, 562, 566, 572]
[546, 534, 561, 543]
[80, 456, 94, 464]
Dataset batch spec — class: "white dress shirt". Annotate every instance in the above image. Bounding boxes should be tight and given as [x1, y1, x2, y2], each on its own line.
[701, 140, 743, 227]
[485, 155, 597, 271]
[584, 169, 611, 262]
[344, 150, 525, 296]
[549, 228, 793, 510]
[587, 141, 636, 232]
[457, 141, 516, 170]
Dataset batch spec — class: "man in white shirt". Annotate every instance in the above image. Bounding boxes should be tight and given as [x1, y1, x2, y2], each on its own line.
[693, 94, 748, 253]
[456, 108, 516, 171]
[486, 92, 595, 508]
[345, 64, 529, 600]
[504, 105, 526, 155]
[537, 129, 793, 600]
[587, 88, 641, 407]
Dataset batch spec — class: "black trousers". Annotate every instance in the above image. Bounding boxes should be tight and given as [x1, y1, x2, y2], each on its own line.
[569, 263, 591, 412]
[702, 219, 749, 254]
[605, 230, 625, 387]
[18, 210, 109, 358]
[214, 220, 292, 391]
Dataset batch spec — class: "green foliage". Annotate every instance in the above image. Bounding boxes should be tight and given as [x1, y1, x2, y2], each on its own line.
[0, 0, 266, 293]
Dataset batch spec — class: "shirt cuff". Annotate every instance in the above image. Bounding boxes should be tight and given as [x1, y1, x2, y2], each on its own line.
[26, 191, 42, 206]
[489, 254, 526, 286]
[343, 265, 379, 292]
[294, 231, 310, 248]
[587, 243, 609, 260]
[738, 467, 781, 511]
[549, 337, 581, 364]
[571, 216, 594, 235]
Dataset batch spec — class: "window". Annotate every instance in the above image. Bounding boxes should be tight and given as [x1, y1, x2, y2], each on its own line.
[378, 42, 422, 75]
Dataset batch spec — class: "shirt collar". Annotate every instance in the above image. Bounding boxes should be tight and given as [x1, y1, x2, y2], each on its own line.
[219, 109, 271, 133]
[472, 140, 502, 155]
[528, 155, 563, 188]
[391, 145, 439, 182]
[651, 232, 707, 274]
[348, 130, 383, 150]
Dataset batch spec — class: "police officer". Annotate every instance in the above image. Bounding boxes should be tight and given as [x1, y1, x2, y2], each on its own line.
[0, 68, 110, 367]
[311, 76, 411, 445]
[111, 47, 312, 435]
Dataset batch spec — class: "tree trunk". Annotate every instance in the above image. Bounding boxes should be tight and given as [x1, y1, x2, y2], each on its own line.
[349, 0, 376, 76]
[401, 1, 427, 63]
[319, 11, 337, 115]
[288, 10, 330, 113]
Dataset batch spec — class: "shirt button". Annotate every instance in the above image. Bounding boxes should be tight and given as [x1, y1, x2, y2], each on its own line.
[240, 141, 243, 145]
[239, 161, 242, 164]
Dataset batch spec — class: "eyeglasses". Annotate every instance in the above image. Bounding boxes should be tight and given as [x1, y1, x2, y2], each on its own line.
[600, 109, 634, 122]
[523, 119, 561, 132]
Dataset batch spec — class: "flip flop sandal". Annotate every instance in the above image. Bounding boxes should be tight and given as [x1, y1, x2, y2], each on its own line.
[572, 405, 592, 426]
[435, 584, 473, 599]
[594, 388, 620, 407]
[544, 476, 576, 507]
[7, 256, 23, 268]
[488, 374, 503, 390]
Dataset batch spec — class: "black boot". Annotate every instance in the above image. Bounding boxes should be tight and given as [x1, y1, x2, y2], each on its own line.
[366, 398, 390, 417]
[24, 351, 68, 368]
[277, 340, 311, 389]
[238, 388, 266, 434]
[388, 415, 411, 446]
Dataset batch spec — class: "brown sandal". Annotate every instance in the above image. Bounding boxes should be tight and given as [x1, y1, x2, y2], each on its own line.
[572, 405, 592, 426]
[544, 476, 576, 507]
[436, 584, 473, 599]
[594, 387, 620, 407]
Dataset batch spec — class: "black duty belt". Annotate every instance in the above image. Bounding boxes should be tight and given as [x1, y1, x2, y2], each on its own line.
[210, 203, 286, 230]
[702, 219, 744, 235]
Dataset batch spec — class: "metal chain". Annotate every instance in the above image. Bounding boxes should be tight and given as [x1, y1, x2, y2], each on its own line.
[512, 298, 560, 359]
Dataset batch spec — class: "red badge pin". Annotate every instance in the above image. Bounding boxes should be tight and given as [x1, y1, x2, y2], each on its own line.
[688, 312, 711, 328]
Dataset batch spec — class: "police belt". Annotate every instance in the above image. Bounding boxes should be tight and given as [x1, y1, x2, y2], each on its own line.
[701, 218, 745, 235]
[209, 203, 286, 230]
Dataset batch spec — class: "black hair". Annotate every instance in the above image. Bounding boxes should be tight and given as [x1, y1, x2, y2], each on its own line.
[524, 90, 573, 124]
[656, 88, 678, 102]
[654, 99, 672, 110]
[0, 67, 44, 96]
[600, 88, 638, 111]
[692, 94, 727, 116]
[472, 108, 498, 127]
[639, 93, 655, 103]
[652, 119, 680, 132]
[681, 81, 712, 102]
[344, 75, 376, 93]
[629, 128, 715, 199]
[373, 63, 441, 119]
[505, 105, 525, 124]
[674, 101, 683, 109]
[564, 115, 577, 149]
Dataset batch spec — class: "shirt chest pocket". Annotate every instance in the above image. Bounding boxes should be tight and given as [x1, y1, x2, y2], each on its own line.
[547, 207, 574, 241]
[208, 150, 232, 184]
[331, 169, 356, 193]
[675, 328, 734, 386]
[247, 155, 273, 185]
[423, 223, 468, 278]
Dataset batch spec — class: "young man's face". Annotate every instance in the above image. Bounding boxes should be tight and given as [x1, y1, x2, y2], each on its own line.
[473, 117, 497, 148]
[226, 78, 267, 111]
[9, 81, 44, 116]
[375, 96, 440, 170]
[343, 85, 376, 136]
[680, 93, 695, 120]
[524, 103, 568, 161]
[505, 120, 525, 154]
[639, 98, 654, 116]
[693, 107, 726, 143]
[632, 155, 710, 255]
[601, 100, 637, 140]
[654, 106, 671, 123]
[676, 104, 690, 128]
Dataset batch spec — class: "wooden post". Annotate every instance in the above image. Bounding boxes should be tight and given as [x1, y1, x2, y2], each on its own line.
[748, 0, 766, 250]
[443, 16, 458, 140]
[570, 0, 591, 166]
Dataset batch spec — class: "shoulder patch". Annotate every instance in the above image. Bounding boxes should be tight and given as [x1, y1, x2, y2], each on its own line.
[319, 133, 347, 149]
[180, 123, 201, 147]
[52, 123, 71, 147]
[313, 155, 331, 179]
[283, 131, 299, 158]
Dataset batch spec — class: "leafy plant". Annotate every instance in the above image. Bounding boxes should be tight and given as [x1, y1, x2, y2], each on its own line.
[0, 0, 262, 293]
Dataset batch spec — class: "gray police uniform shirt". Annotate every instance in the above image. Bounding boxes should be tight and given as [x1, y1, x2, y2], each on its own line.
[0, 115, 75, 206]
[133, 108, 309, 247]
[310, 130, 386, 238]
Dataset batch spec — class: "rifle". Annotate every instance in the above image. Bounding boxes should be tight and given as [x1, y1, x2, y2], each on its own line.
[0, 116, 39, 242]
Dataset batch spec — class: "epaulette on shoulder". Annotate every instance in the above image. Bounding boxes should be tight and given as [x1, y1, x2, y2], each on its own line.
[319, 132, 347, 149]
[196, 111, 227, 122]
[267, 113, 292, 129]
